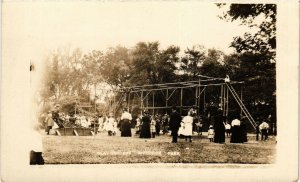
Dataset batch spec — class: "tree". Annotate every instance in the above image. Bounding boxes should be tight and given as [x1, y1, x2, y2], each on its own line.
[129, 42, 179, 85]
[39, 47, 103, 114]
[217, 4, 276, 62]
[218, 4, 276, 119]
[154, 45, 180, 83]
[200, 48, 226, 78]
[101, 46, 132, 87]
[180, 45, 206, 78]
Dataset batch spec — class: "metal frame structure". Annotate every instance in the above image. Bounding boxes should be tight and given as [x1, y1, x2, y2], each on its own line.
[101, 75, 256, 130]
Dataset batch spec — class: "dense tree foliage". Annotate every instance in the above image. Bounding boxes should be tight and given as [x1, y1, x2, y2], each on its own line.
[217, 4, 276, 61]
[217, 4, 276, 126]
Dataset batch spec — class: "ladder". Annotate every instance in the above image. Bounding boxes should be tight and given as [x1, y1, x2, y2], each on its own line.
[225, 82, 257, 130]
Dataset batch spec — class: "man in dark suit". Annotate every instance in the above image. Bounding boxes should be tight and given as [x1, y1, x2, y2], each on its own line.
[169, 106, 182, 143]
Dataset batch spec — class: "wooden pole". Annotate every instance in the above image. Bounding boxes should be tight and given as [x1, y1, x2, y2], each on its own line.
[226, 86, 229, 116]
[166, 89, 168, 107]
[240, 86, 243, 117]
[195, 87, 198, 107]
[180, 88, 183, 115]
[220, 85, 223, 112]
[198, 78, 201, 114]
[203, 88, 206, 113]
[146, 91, 149, 111]
[128, 92, 131, 110]
[141, 91, 144, 114]
[152, 91, 155, 115]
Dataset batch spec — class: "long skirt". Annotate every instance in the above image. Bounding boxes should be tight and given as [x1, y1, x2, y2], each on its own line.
[240, 124, 248, 142]
[214, 123, 225, 143]
[140, 122, 151, 138]
[230, 126, 242, 143]
[120, 119, 132, 137]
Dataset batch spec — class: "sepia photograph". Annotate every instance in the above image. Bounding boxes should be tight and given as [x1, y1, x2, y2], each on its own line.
[1, 1, 298, 181]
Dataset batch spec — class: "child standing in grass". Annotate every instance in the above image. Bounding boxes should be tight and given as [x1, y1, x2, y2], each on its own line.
[208, 125, 214, 142]
[225, 121, 231, 137]
[150, 116, 156, 138]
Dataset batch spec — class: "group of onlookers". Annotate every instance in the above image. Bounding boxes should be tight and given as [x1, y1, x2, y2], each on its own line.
[43, 105, 271, 144]
[206, 114, 270, 143]
[135, 112, 169, 138]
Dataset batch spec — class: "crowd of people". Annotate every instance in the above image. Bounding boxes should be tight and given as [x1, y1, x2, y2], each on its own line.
[43, 105, 271, 143]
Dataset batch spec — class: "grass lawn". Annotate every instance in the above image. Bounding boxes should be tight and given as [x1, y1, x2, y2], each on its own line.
[42, 130, 276, 164]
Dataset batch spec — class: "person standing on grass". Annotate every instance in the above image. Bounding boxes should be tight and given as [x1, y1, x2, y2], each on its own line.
[225, 121, 231, 137]
[182, 111, 193, 142]
[106, 113, 115, 136]
[150, 116, 156, 138]
[140, 110, 151, 138]
[120, 107, 132, 137]
[213, 110, 226, 143]
[195, 116, 203, 135]
[240, 117, 248, 143]
[162, 113, 170, 134]
[155, 115, 161, 136]
[230, 117, 242, 143]
[259, 120, 269, 141]
[208, 125, 214, 142]
[135, 115, 142, 135]
[169, 106, 182, 143]
[44, 111, 54, 135]
[256, 121, 261, 141]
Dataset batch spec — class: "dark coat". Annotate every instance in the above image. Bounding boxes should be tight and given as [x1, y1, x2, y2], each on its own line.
[169, 111, 181, 131]
[213, 113, 226, 143]
[140, 115, 151, 138]
[240, 121, 248, 142]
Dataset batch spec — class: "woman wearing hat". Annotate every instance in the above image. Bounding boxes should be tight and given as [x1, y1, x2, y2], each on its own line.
[140, 110, 151, 138]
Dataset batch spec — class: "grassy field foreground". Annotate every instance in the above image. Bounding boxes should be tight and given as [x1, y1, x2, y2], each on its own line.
[42, 131, 276, 164]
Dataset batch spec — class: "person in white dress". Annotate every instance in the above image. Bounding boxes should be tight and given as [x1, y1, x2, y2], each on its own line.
[106, 113, 115, 136]
[80, 116, 86, 127]
[182, 111, 193, 142]
[225, 121, 231, 137]
[208, 125, 214, 142]
[113, 118, 118, 136]
[150, 116, 156, 138]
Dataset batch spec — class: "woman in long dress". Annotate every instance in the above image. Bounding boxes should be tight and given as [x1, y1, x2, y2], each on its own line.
[120, 108, 132, 137]
[230, 118, 242, 143]
[240, 119, 248, 143]
[140, 111, 151, 138]
[182, 112, 193, 142]
[213, 111, 226, 143]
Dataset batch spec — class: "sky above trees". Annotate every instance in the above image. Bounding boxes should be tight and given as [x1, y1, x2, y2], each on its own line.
[6, 2, 257, 55]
